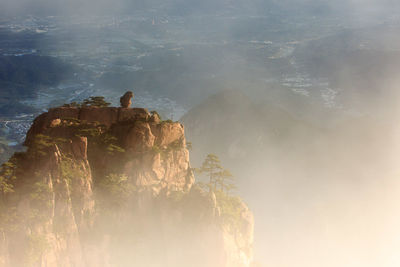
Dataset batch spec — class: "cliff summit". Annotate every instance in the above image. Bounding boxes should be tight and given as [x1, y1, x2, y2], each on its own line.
[0, 102, 253, 267]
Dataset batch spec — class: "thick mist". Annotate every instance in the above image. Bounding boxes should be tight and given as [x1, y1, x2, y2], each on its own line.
[1, 0, 400, 266]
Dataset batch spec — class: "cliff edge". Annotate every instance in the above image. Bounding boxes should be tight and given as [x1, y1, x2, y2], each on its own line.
[0, 105, 253, 267]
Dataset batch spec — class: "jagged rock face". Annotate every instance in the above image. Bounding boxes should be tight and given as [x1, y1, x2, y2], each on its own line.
[0, 106, 253, 267]
[25, 107, 150, 145]
[100, 185, 254, 267]
[1, 137, 94, 267]
[25, 107, 194, 193]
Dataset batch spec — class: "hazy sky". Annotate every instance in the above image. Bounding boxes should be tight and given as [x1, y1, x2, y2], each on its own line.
[1, 0, 399, 266]
[1, 0, 399, 17]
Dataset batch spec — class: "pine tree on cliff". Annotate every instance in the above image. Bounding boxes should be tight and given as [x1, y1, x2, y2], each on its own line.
[82, 96, 111, 107]
[216, 169, 236, 194]
[62, 96, 111, 108]
[198, 154, 236, 193]
[198, 154, 221, 191]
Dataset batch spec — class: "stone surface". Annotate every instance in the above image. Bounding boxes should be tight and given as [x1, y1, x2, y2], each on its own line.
[49, 118, 61, 127]
[154, 122, 185, 147]
[79, 107, 119, 127]
[25, 107, 151, 145]
[70, 136, 88, 160]
[124, 121, 155, 152]
[118, 107, 150, 122]
[3, 139, 94, 267]
[119, 91, 134, 108]
[2, 106, 253, 267]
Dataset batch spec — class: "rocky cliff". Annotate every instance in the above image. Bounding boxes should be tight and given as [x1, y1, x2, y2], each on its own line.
[0, 105, 253, 267]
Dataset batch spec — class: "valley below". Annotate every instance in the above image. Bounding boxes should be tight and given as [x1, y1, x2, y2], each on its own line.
[1, 5, 400, 266]
[3, 11, 400, 145]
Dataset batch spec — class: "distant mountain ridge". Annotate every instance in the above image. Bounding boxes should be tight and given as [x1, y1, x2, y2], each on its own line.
[181, 90, 314, 165]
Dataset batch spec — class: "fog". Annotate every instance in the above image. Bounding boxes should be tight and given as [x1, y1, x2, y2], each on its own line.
[1, 0, 400, 17]
[1, 0, 400, 266]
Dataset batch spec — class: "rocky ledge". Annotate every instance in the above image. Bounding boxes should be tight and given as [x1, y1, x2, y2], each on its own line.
[0, 105, 253, 267]
[25, 107, 193, 192]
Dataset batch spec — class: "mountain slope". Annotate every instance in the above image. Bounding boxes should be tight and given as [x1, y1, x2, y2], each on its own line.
[0, 105, 254, 267]
[181, 90, 314, 165]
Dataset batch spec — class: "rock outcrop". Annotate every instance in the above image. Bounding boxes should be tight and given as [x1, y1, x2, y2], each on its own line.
[25, 106, 193, 192]
[0, 105, 253, 267]
[119, 91, 134, 108]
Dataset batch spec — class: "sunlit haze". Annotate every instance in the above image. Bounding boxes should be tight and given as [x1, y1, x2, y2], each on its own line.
[0, 0, 399, 266]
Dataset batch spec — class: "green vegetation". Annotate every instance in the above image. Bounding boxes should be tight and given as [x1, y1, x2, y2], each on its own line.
[30, 180, 52, 209]
[151, 144, 162, 154]
[150, 111, 178, 124]
[196, 154, 236, 193]
[29, 179, 53, 223]
[150, 110, 161, 120]
[150, 111, 177, 124]
[99, 133, 126, 155]
[0, 141, 17, 165]
[195, 154, 245, 232]
[97, 173, 135, 213]
[68, 122, 125, 156]
[82, 96, 111, 107]
[63, 96, 111, 108]
[62, 102, 80, 108]
[151, 144, 168, 160]
[215, 190, 245, 232]
[28, 134, 67, 157]
[106, 144, 125, 154]
[76, 126, 103, 138]
[0, 155, 23, 232]
[26, 233, 49, 266]
[168, 139, 184, 151]
[27, 111, 128, 192]
[152, 140, 185, 160]
[0, 160, 16, 195]
[62, 117, 81, 124]
[30, 134, 54, 157]
[0, 160, 18, 232]
[60, 156, 84, 186]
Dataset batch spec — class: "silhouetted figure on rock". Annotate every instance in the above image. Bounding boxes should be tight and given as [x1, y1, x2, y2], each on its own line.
[120, 91, 134, 108]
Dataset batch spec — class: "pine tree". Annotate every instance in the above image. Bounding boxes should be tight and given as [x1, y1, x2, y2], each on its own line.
[198, 154, 236, 194]
[199, 154, 222, 191]
[215, 169, 236, 194]
[82, 96, 111, 107]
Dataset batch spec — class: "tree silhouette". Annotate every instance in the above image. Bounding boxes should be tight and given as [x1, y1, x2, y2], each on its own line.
[198, 154, 236, 193]
[216, 169, 236, 194]
[198, 154, 222, 191]
[82, 96, 111, 107]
